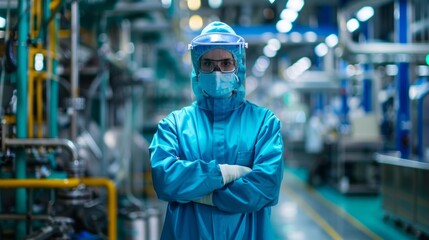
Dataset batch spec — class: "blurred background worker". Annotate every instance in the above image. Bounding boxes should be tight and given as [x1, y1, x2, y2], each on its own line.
[149, 21, 284, 239]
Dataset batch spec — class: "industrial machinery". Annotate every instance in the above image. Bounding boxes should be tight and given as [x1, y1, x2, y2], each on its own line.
[337, 0, 429, 237]
[0, 0, 169, 239]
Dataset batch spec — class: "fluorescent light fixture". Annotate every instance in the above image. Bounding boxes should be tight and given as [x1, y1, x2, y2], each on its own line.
[255, 56, 270, 72]
[356, 6, 374, 22]
[276, 20, 292, 33]
[315, 43, 328, 57]
[286, 57, 311, 80]
[208, 0, 222, 8]
[161, 0, 171, 8]
[346, 18, 360, 32]
[263, 45, 277, 58]
[286, 0, 305, 12]
[34, 53, 44, 72]
[280, 8, 298, 22]
[295, 57, 311, 71]
[187, 0, 201, 11]
[267, 38, 281, 51]
[189, 15, 203, 31]
[269, 0, 276, 3]
[304, 31, 317, 42]
[289, 32, 302, 42]
[0, 17, 5, 28]
[325, 34, 338, 47]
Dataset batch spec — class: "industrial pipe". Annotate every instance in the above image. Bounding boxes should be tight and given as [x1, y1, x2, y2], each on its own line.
[16, 0, 30, 236]
[2, 138, 79, 161]
[338, 0, 429, 56]
[70, 0, 79, 141]
[0, 178, 117, 240]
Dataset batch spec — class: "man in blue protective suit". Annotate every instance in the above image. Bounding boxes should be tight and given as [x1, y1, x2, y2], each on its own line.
[149, 21, 284, 240]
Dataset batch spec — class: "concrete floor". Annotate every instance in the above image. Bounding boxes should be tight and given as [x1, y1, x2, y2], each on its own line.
[149, 166, 421, 240]
[271, 167, 417, 240]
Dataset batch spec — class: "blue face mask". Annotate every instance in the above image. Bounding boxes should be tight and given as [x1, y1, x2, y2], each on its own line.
[198, 72, 239, 98]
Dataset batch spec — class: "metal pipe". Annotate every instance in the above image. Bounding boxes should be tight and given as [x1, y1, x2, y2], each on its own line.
[16, 0, 30, 237]
[0, 214, 52, 221]
[70, 0, 79, 141]
[338, 0, 429, 56]
[0, 178, 117, 240]
[80, 178, 117, 240]
[48, 12, 59, 138]
[3, 138, 79, 161]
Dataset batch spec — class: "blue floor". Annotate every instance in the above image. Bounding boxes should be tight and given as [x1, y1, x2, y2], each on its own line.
[271, 167, 415, 240]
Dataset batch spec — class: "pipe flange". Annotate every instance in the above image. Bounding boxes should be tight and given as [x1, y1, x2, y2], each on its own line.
[57, 186, 92, 206]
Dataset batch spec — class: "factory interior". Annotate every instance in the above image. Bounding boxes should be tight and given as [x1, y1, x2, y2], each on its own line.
[0, 0, 428, 239]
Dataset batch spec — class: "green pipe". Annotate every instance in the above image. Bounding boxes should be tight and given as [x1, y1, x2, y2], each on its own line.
[48, 4, 59, 138]
[100, 70, 108, 177]
[16, 0, 29, 237]
[98, 18, 107, 177]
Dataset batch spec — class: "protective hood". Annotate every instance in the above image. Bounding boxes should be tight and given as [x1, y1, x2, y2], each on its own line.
[189, 21, 247, 112]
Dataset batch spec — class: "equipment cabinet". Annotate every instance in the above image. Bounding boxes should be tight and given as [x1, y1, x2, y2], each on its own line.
[330, 138, 381, 194]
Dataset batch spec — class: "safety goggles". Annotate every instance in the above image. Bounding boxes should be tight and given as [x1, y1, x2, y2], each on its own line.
[199, 58, 236, 73]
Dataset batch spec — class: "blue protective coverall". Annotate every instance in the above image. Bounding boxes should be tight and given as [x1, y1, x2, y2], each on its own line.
[149, 21, 284, 240]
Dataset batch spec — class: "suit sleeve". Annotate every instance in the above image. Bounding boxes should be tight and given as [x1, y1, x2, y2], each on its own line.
[212, 112, 284, 213]
[149, 113, 224, 203]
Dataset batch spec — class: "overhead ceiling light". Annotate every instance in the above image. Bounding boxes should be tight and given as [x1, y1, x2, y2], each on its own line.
[304, 31, 317, 42]
[267, 38, 281, 51]
[289, 32, 302, 42]
[161, 0, 172, 8]
[189, 15, 203, 31]
[346, 18, 360, 32]
[187, 0, 201, 11]
[263, 45, 277, 58]
[325, 34, 338, 47]
[276, 20, 292, 33]
[356, 6, 374, 22]
[0, 17, 5, 28]
[208, 0, 222, 8]
[286, 57, 311, 80]
[255, 56, 270, 72]
[286, 0, 305, 12]
[280, 8, 298, 22]
[315, 43, 328, 57]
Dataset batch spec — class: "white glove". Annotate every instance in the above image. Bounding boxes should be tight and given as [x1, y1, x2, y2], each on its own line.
[219, 164, 252, 185]
[193, 193, 213, 206]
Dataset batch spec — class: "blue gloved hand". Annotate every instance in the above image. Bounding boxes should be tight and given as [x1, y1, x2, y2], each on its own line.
[218, 164, 252, 185]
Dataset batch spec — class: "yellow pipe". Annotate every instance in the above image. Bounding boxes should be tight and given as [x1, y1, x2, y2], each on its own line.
[49, 0, 61, 11]
[0, 178, 117, 240]
[0, 178, 79, 188]
[80, 178, 117, 240]
[36, 0, 41, 34]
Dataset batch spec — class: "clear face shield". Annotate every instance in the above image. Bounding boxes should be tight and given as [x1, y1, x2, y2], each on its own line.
[188, 32, 248, 51]
[189, 32, 248, 108]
